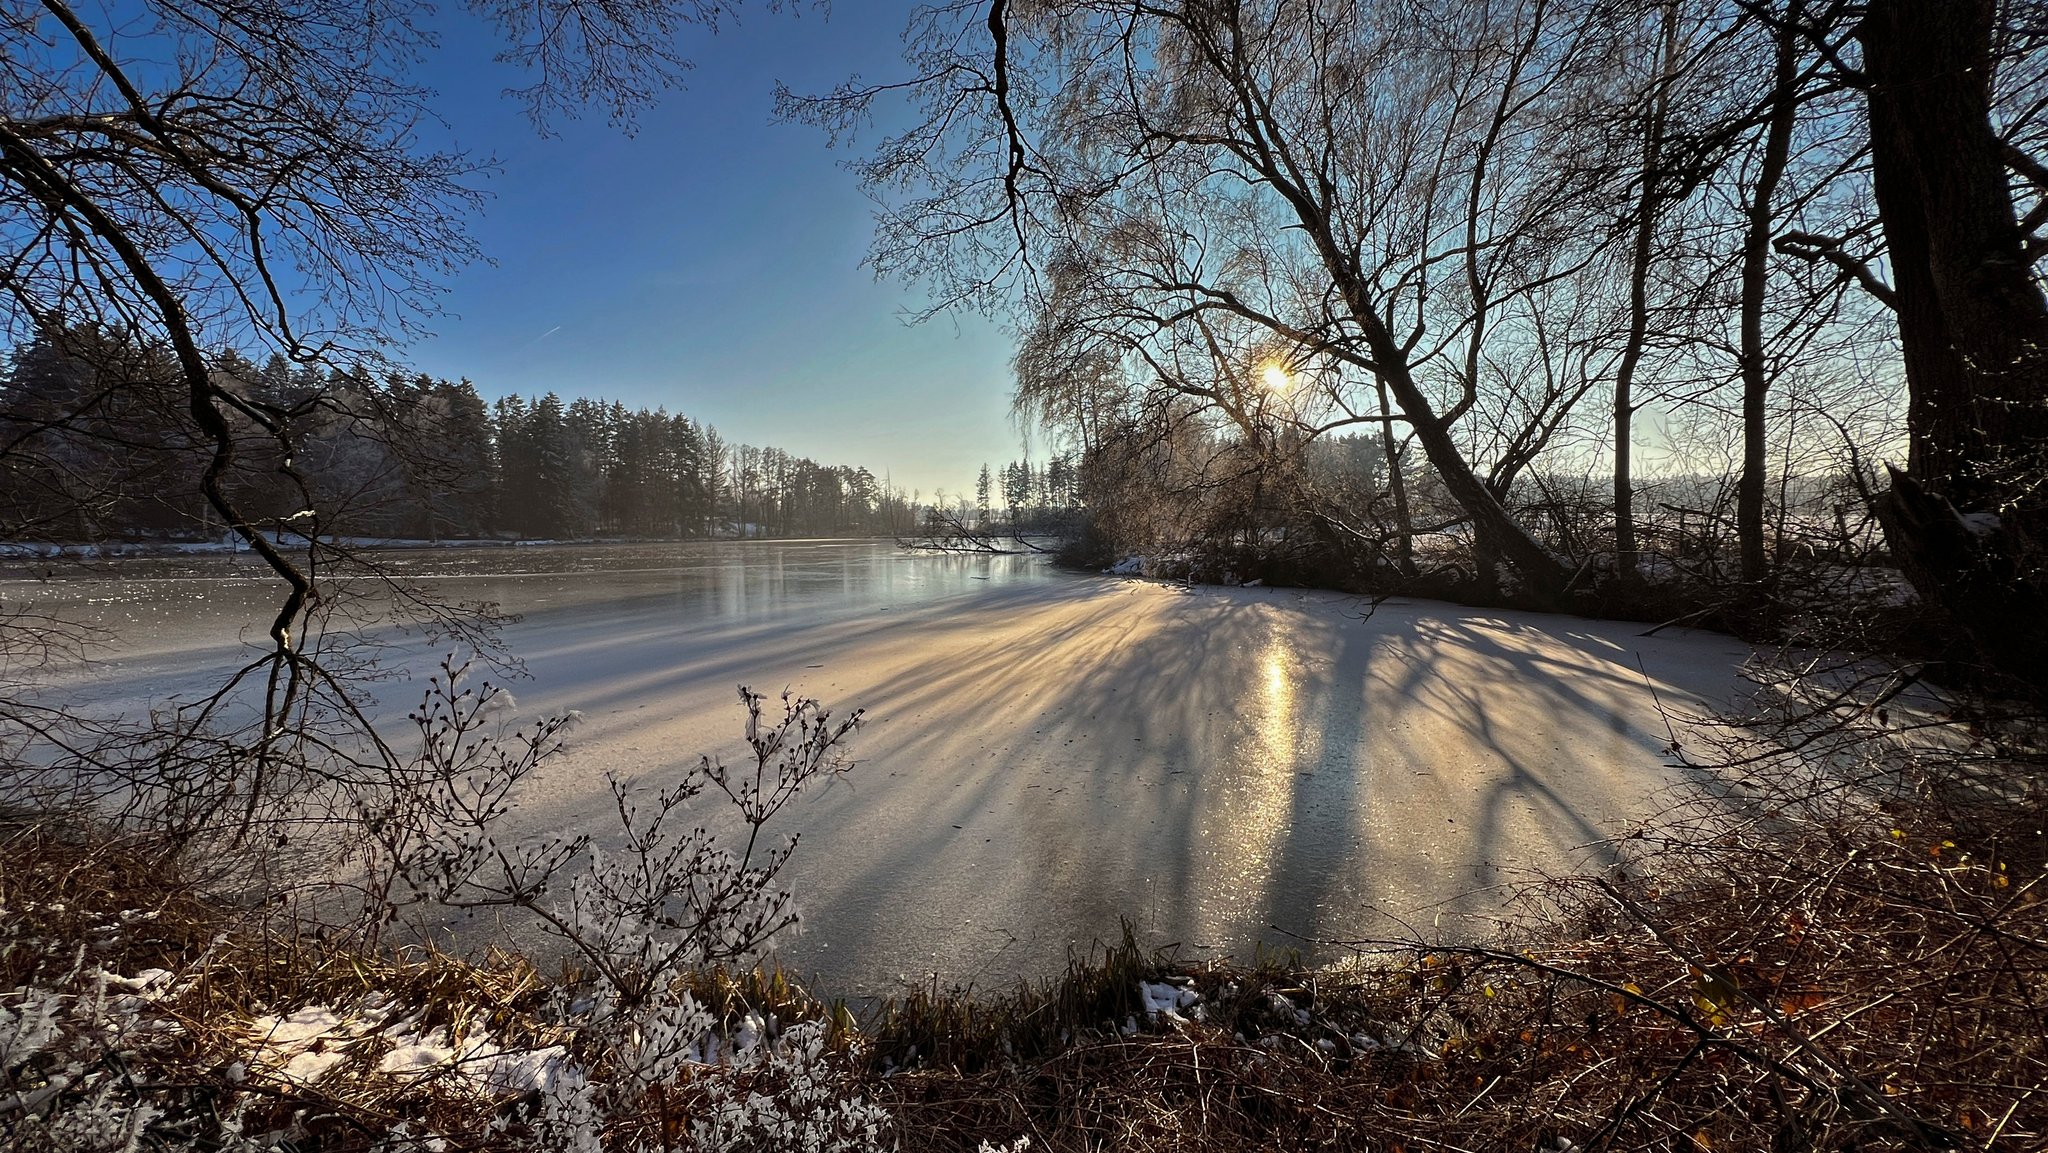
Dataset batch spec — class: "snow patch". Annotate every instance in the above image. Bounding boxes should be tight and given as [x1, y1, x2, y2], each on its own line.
[91, 967, 177, 1000]
[1139, 980, 1201, 1023]
[239, 1003, 569, 1095]
[376, 1025, 458, 1076]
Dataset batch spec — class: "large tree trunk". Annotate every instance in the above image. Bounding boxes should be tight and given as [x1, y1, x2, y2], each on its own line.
[1615, 0, 1681, 582]
[1738, 20, 1798, 593]
[1375, 374, 1417, 577]
[1875, 466, 2046, 689]
[1860, 0, 2048, 689]
[1373, 345, 1571, 598]
[1862, 0, 2048, 497]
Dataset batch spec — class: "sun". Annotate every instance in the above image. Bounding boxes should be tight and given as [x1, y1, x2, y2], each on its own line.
[1259, 363, 1291, 393]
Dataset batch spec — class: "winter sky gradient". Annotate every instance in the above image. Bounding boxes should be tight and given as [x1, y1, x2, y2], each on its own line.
[407, 3, 1019, 499]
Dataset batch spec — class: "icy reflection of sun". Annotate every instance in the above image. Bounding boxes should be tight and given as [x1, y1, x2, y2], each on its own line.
[1197, 627, 1319, 939]
[1229, 639, 1298, 868]
[1264, 649, 1292, 708]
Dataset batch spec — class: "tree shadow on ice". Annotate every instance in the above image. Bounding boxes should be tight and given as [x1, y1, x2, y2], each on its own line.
[1354, 610, 1763, 937]
[491, 581, 1107, 751]
[52, 574, 1769, 996]
[758, 589, 1772, 990]
[766, 582, 1227, 988]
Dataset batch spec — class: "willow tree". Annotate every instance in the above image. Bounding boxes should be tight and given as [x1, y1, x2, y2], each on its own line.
[791, 0, 1663, 598]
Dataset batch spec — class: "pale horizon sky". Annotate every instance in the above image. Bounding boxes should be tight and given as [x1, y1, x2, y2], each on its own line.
[402, 4, 1034, 498]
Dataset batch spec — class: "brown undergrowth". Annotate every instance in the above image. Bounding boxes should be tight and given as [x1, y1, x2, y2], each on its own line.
[3, 719, 2043, 1152]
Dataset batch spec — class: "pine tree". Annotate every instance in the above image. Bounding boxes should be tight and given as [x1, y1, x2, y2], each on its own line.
[531, 393, 581, 538]
[493, 395, 538, 537]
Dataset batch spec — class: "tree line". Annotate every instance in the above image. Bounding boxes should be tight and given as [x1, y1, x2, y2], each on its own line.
[0, 330, 934, 543]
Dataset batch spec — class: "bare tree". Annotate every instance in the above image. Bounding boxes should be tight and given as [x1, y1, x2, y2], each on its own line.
[1728, 8, 1798, 594]
[1612, 1, 1685, 578]
[1724, 0, 2048, 684]
[0, 0, 765, 842]
[789, 0, 1669, 598]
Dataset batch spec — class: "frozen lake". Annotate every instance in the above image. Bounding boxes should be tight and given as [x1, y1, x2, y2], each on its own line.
[5, 540, 1756, 997]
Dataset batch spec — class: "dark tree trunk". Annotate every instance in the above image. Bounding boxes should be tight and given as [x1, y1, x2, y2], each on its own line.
[1738, 20, 1798, 593]
[1860, 0, 2048, 689]
[1317, 276, 1569, 598]
[1615, 0, 1681, 582]
[1375, 375, 1417, 577]
[1862, 0, 2048, 498]
[1398, 382, 1570, 597]
[1867, 120, 1982, 494]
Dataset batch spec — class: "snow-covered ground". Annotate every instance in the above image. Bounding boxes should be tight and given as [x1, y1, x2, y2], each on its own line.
[7, 541, 1758, 998]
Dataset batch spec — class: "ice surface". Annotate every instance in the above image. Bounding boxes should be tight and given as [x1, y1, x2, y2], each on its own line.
[24, 541, 1760, 997]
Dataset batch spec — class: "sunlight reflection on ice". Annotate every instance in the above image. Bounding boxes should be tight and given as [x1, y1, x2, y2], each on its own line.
[1203, 628, 1313, 932]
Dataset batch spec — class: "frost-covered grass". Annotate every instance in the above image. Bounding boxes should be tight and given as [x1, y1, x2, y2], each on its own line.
[1, 666, 899, 1153]
[0, 823, 899, 1152]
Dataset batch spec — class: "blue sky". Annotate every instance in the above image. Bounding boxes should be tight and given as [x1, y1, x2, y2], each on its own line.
[405, 4, 1024, 498]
